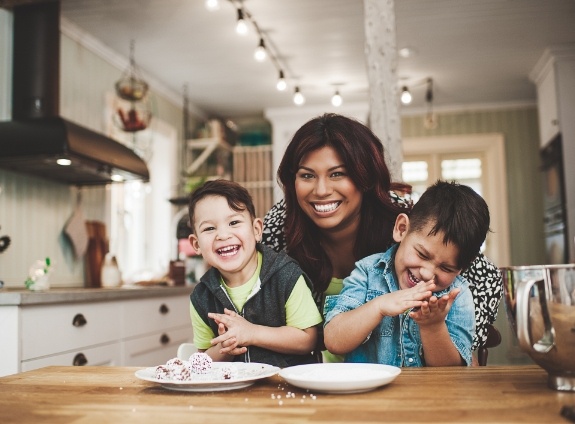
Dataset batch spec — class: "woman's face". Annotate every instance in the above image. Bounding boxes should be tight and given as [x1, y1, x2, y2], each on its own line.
[295, 146, 362, 234]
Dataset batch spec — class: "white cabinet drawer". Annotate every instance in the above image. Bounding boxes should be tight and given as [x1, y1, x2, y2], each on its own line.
[123, 326, 192, 367]
[123, 295, 190, 337]
[20, 342, 122, 372]
[21, 302, 121, 360]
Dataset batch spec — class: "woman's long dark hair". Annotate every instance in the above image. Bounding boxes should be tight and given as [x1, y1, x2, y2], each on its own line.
[277, 113, 410, 294]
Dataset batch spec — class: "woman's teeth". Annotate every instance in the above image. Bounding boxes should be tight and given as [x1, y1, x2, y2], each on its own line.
[217, 245, 239, 256]
[314, 202, 339, 212]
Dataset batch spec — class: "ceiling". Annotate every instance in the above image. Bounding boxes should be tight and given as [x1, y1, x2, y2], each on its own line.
[4, 0, 575, 121]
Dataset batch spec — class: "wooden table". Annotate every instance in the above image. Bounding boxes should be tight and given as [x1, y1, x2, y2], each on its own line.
[0, 365, 573, 423]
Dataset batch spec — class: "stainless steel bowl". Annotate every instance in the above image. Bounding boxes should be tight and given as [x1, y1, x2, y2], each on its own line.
[501, 264, 575, 391]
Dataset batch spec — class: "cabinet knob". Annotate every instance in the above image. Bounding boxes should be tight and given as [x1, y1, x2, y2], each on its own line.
[159, 304, 169, 314]
[73, 353, 88, 366]
[160, 333, 170, 345]
[72, 313, 87, 327]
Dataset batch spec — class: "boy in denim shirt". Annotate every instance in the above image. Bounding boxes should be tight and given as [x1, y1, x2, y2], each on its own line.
[323, 180, 490, 366]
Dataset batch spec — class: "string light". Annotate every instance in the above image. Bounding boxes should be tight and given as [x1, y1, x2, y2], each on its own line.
[293, 86, 305, 105]
[254, 38, 267, 62]
[207, 1, 348, 108]
[331, 90, 343, 107]
[235, 8, 248, 35]
[400, 86, 412, 105]
[205, 0, 220, 11]
[276, 70, 287, 91]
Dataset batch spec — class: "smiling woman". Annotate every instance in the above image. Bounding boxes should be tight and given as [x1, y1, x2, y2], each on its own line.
[262, 113, 503, 357]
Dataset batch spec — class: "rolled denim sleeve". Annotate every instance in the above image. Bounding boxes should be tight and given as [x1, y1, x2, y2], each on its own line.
[445, 281, 475, 366]
[323, 258, 373, 326]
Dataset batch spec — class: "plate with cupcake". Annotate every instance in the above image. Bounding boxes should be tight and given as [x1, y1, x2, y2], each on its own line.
[135, 352, 280, 392]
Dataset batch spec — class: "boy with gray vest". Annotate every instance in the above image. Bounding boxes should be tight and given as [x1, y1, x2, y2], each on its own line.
[188, 179, 322, 367]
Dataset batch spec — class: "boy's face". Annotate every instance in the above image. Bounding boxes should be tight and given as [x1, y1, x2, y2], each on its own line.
[392, 214, 462, 292]
[189, 195, 263, 283]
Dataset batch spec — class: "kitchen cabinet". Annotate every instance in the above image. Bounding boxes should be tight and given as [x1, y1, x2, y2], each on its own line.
[534, 64, 560, 146]
[0, 286, 193, 377]
[530, 46, 575, 262]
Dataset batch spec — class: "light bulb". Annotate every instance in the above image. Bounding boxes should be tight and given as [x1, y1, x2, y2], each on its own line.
[236, 9, 248, 35]
[400, 86, 412, 104]
[205, 0, 219, 11]
[276, 70, 287, 91]
[331, 90, 342, 107]
[293, 87, 305, 105]
[254, 38, 267, 62]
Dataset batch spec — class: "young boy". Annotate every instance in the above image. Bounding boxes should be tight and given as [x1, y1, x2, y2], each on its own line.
[187, 179, 322, 367]
[323, 180, 490, 366]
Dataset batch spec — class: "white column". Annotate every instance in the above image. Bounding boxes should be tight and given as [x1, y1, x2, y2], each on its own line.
[364, 0, 403, 180]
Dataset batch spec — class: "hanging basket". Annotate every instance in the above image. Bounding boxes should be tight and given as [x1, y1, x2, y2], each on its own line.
[114, 40, 149, 101]
[115, 75, 149, 102]
[114, 102, 152, 132]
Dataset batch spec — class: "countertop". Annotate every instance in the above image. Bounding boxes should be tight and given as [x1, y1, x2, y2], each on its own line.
[0, 284, 195, 306]
[0, 365, 573, 423]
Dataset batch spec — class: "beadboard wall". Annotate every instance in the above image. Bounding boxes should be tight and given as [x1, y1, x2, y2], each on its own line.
[0, 11, 193, 287]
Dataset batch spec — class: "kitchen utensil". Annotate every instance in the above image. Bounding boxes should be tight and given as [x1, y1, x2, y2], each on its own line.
[85, 221, 109, 288]
[502, 264, 575, 391]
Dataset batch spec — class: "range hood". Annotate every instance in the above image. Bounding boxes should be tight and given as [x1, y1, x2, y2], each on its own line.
[0, 1, 150, 185]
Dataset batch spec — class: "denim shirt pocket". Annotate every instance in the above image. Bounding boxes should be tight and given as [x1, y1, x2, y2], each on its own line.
[365, 289, 394, 337]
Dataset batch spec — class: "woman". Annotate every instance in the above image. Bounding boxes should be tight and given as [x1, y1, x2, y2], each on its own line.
[262, 113, 502, 353]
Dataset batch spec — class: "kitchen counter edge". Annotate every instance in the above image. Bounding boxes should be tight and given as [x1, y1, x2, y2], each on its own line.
[0, 284, 196, 306]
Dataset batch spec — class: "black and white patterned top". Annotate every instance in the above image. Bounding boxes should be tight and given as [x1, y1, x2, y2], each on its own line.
[261, 197, 503, 351]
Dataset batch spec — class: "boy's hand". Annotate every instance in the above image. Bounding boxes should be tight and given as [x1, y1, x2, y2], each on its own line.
[410, 287, 460, 326]
[378, 279, 436, 317]
[208, 308, 252, 355]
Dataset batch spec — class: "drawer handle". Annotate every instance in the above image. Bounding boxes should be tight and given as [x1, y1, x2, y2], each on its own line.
[160, 333, 170, 345]
[72, 313, 87, 327]
[159, 304, 169, 314]
[73, 353, 88, 366]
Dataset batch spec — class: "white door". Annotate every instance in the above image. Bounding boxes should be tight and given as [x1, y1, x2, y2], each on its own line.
[402, 134, 510, 267]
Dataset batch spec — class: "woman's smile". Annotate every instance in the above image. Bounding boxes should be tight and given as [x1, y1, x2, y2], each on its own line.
[312, 201, 341, 214]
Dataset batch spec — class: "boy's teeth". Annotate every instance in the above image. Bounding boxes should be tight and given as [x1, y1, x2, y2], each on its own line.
[218, 245, 238, 256]
[314, 202, 339, 212]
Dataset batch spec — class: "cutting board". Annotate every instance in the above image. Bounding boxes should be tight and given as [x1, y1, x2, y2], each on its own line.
[85, 221, 109, 288]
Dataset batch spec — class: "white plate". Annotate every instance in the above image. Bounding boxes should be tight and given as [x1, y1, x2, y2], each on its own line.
[279, 363, 401, 394]
[135, 362, 279, 392]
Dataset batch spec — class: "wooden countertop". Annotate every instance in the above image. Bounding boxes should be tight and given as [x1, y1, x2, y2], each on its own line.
[0, 284, 195, 306]
[0, 365, 573, 423]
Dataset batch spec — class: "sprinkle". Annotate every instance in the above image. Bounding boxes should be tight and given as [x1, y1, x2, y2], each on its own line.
[271, 394, 276, 399]
[278, 400, 283, 406]
[277, 395, 282, 399]
[300, 399, 304, 403]
[244, 398, 248, 402]
[119, 387, 123, 390]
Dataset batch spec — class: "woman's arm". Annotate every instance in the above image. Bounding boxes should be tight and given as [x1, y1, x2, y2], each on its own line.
[462, 254, 503, 350]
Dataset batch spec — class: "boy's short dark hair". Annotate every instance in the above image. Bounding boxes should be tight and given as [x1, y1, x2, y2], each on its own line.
[188, 179, 256, 233]
[408, 180, 490, 270]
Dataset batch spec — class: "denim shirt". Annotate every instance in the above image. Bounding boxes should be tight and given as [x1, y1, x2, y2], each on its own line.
[323, 244, 475, 366]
